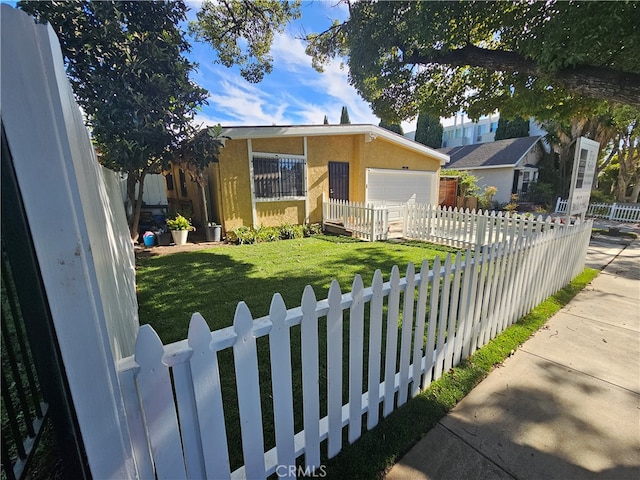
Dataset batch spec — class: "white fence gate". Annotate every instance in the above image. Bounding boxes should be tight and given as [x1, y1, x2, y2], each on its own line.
[555, 197, 640, 222]
[118, 219, 592, 479]
[403, 204, 561, 250]
[322, 197, 389, 241]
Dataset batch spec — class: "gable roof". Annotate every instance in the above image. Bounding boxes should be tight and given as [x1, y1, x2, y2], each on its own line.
[219, 124, 450, 165]
[439, 136, 542, 170]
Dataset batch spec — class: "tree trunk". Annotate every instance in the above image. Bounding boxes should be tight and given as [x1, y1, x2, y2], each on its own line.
[128, 171, 146, 242]
[405, 45, 640, 107]
[629, 181, 640, 203]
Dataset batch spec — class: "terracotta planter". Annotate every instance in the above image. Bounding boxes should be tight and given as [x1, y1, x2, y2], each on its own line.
[170, 229, 188, 246]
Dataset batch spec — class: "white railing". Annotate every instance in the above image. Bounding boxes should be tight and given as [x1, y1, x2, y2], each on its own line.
[404, 204, 561, 250]
[555, 197, 640, 222]
[117, 219, 592, 479]
[322, 198, 389, 241]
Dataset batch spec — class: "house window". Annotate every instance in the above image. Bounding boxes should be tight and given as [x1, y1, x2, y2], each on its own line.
[165, 173, 174, 191]
[253, 156, 306, 200]
[490, 121, 499, 132]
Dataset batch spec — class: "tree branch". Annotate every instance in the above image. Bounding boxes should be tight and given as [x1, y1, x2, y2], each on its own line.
[404, 45, 640, 107]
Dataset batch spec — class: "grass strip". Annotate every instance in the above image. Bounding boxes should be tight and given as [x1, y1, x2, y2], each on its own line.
[322, 267, 599, 479]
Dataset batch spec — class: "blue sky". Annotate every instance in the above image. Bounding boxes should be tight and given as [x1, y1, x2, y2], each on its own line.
[184, 1, 417, 132]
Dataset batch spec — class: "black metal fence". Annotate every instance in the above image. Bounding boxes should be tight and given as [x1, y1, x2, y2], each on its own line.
[1, 247, 48, 480]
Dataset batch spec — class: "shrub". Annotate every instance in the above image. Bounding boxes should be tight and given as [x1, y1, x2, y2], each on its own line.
[303, 223, 323, 236]
[279, 223, 304, 240]
[255, 225, 280, 243]
[230, 226, 256, 244]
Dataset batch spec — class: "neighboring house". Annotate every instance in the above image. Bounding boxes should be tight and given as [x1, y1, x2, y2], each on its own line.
[165, 124, 449, 233]
[440, 112, 548, 149]
[439, 136, 545, 204]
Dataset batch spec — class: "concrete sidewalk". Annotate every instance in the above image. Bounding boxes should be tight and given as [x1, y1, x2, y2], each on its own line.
[386, 238, 640, 480]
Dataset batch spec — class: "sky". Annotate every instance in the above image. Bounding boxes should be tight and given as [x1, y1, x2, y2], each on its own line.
[183, 1, 418, 132]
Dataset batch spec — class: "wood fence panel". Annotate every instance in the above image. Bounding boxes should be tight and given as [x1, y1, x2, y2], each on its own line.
[411, 260, 430, 398]
[188, 314, 231, 479]
[134, 326, 187, 479]
[326, 280, 343, 458]
[383, 266, 401, 417]
[422, 257, 441, 389]
[443, 252, 463, 373]
[367, 271, 384, 429]
[434, 255, 452, 381]
[301, 287, 321, 469]
[233, 303, 266, 480]
[398, 263, 416, 407]
[268, 294, 296, 477]
[348, 275, 365, 443]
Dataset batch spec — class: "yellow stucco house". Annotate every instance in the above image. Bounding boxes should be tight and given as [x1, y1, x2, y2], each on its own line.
[165, 124, 449, 234]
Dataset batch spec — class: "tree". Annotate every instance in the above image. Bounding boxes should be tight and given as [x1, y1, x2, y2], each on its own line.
[340, 106, 351, 124]
[305, 1, 640, 123]
[378, 120, 403, 135]
[414, 112, 443, 148]
[19, 1, 210, 240]
[494, 116, 530, 141]
[323, 115, 329, 125]
[190, 0, 300, 83]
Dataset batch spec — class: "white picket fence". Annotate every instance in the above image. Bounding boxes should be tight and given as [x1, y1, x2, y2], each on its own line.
[322, 197, 389, 241]
[404, 204, 561, 250]
[117, 219, 592, 479]
[555, 197, 640, 222]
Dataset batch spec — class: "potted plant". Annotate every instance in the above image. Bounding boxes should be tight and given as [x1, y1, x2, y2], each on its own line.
[166, 214, 194, 246]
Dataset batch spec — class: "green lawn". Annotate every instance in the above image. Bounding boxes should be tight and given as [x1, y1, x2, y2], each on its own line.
[136, 235, 458, 473]
[136, 235, 458, 344]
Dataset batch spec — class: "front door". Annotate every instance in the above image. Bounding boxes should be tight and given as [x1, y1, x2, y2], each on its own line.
[328, 161, 349, 201]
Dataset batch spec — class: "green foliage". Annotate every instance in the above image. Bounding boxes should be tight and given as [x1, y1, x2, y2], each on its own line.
[19, 0, 209, 238]
[230, 223, 320, 244]
[478, 186, 497, 211]
[378, 120, 404, 135]
[589, 189, 615, 204]
[305, 1, 640, 123]
[166, 214, 193, 231]
[527, 182, 555, 207]
[190, 0, 301, 83]
[303, 223, 323, 236]
[340, 106, 351, 125]
[414, 111, 444, 148]
[323, 115, 329, 125]
[278, 223, 304, 240]
[443, 169, 479, 197]
[494, 116, 530, 140]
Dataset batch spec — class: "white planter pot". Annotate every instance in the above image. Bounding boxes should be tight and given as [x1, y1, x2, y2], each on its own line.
[170, 229, 188, 246]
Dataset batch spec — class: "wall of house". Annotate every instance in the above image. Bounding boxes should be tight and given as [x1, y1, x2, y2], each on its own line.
[211, 139, 254, 231]
[473, 167, 515, 205]
[208, 133, 443, 232]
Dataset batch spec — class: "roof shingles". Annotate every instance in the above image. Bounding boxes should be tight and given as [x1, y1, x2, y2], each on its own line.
[439, 136, 542, 169]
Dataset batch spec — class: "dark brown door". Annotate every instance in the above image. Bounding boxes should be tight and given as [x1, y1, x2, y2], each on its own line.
[329, 161, 349, 201]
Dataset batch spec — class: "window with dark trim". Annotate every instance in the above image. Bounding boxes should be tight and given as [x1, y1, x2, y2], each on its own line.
[253, 156, 305, 199]
[165, 173, 174, 191]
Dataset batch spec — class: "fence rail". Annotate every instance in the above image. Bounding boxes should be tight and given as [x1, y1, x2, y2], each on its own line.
[555, 197, 640, 222]
[403, 204, 561, 250]
[118, 219, 592, 479]
[322, 198, 389, 241]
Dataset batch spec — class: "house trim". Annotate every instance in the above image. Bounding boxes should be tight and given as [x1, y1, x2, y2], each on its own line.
[220, 124, 450, 165]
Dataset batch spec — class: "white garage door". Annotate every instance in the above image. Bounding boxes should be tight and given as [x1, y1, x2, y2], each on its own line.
[366, 168, 438, 206]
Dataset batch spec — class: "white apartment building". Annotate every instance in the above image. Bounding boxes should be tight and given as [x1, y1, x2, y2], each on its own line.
[441, 112, 547, 148]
